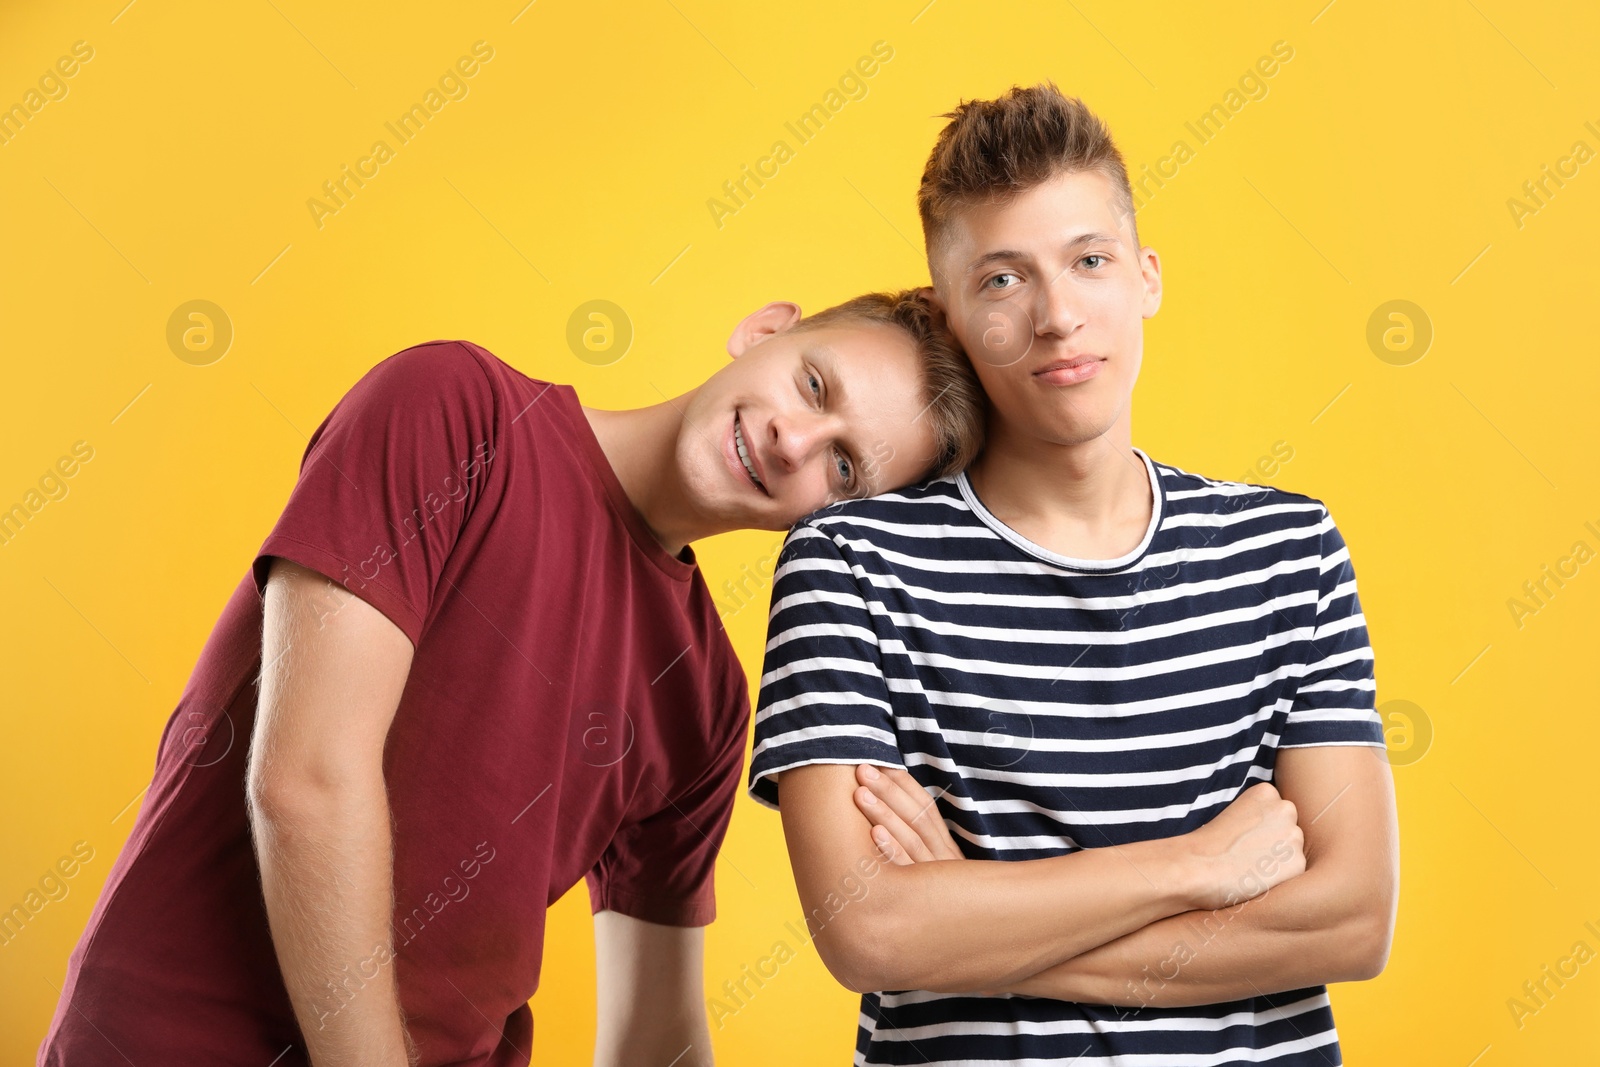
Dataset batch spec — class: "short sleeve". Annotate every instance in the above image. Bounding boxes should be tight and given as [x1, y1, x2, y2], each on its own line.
[584, 678, 750, 928]
[250, 341, 500, 647]
[1279, 506, 1385, 748]
[746, 522, 905, 811]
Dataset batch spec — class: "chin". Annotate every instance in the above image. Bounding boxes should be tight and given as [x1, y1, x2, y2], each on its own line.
[674, 447, 730, 518]
[1023, 411, 1106, 446]
[749, 514, 791, 533]
[691, 464, 773, 531]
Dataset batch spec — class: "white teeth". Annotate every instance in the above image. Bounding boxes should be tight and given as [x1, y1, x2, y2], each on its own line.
[734, 415, 764, 488]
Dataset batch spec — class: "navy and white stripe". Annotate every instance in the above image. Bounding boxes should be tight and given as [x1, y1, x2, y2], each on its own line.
[748, 447, 1383, 1065]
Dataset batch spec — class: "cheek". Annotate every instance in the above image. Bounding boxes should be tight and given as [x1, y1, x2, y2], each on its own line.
[970, 361, 1024, 403]
[794, 468, 833, 511]
[1080, 282, 1125, 318]
[942, 305, 1002, 376]
[873, 425, 937, 489]
[1103, 278, 1147, 325]
[1113, 303, 1146, 359]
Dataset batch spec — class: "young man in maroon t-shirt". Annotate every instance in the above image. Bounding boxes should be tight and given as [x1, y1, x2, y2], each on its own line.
[37, 292, 984, 1067]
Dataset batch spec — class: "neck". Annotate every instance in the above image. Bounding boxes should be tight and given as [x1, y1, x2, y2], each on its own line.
[966, 407, 1152, 559]
[581, 391, 708, 559]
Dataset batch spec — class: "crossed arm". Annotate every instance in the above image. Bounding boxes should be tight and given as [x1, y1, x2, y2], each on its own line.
[776, 744, 1398, 1004]
[991, 745, 1400, 1007]
[248, 559, 713, 1066]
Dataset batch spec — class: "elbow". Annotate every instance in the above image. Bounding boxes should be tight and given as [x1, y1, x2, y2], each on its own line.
[815, 920, 893, 995]
[245, 759, 375, 832]
[821, 953, 882, 997]
[1310, 859, 1396, 984]
[1345, 934, 1389, 983]
[245, 753, 312, 829]
[244, 759, 283, 828]
[809, 879, 987, 996]
[1342, 904, 1397, 983]
[246, 771, 312, 834]
[809, 898, 906, 995]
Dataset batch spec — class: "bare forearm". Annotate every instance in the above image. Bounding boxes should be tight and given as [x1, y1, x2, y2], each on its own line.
[999, 867, 1376, 1008]
[252, 784, 413, 1066]
[850, 838, 1197, 994]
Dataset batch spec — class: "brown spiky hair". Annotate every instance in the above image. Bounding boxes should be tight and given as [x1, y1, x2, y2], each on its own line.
[917, 82, 1138, 273]
[791, 288, 985, 479]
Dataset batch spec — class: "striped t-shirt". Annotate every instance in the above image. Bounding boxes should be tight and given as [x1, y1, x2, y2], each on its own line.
[748, 446, 1385, 1065]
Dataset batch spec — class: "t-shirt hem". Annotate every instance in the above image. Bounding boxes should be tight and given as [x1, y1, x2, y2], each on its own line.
[252, 533, 425, 647]
[748, 755, 908, 812]
[587, 880, 717, 928]
[1277, 738, 1387, 749]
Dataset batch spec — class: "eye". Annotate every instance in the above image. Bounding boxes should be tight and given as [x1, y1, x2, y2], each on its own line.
[985, 272, 1020, 291]
[805, 371, 822, 404]
[833, 448, 855, 488]
[1081, 254, 1107, 269]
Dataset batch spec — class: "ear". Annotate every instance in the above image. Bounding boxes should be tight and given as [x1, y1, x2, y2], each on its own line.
[727, 301, 803, 358]
[1139, 247, 1163, 320]
[912, 284, 950, 320]
[923, 265, 957, 311]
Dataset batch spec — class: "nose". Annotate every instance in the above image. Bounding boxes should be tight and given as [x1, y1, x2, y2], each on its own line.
[1035, 269, 1085, 338]
[766, 409, 832, 476]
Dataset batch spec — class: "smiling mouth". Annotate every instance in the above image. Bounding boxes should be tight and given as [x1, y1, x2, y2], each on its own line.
[733, 413, 765, 492]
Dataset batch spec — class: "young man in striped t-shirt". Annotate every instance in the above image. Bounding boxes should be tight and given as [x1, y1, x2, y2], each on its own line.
[749, 84, 1399, 1064]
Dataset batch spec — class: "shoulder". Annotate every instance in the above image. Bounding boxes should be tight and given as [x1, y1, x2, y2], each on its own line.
[1151, 455, 1330, 531]
[357, 339, 518, 405]
[791, 476, 973, 550]
[331, 340, 500, 431]
[348, 340, 570, 438]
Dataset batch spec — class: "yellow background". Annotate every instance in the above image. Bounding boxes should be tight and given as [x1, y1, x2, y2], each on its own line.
[3, 0, 1597, 1062]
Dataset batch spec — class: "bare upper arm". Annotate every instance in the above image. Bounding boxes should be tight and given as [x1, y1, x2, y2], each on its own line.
[593, 909, 704, 1007]
[774, 765, 898, 986]
[592, 911, 710, 1066]
[1274, 745, 1400, 968]
[248, 558, 415, 809]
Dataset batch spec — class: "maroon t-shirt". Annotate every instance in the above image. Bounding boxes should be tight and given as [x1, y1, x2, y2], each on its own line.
[39, 341, 750, 1066]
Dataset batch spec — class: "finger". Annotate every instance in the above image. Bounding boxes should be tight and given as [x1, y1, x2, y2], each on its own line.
[856, 765, 962, 861]
[870, 824, 912, 866]
[855, 785, 937, 863]
[852, 788, 911, 867]
[887, 770, 962, 859]
[872, 768, 963, 860]
[860, 767, 936, 830]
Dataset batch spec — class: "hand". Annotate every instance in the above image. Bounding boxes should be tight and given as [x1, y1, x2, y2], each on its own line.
[850, 764, 966, 865]
[1181, 782, 1306, 911]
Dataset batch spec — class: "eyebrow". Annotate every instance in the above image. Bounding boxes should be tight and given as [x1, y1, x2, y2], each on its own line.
[811, 347, 877, 494]
[965, 231, 1120, 273]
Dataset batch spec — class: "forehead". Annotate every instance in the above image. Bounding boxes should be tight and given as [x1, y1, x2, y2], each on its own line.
[800, 320, 922, 413]
[797, 321, 937, 471]
[934, 170, 1124, 272]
